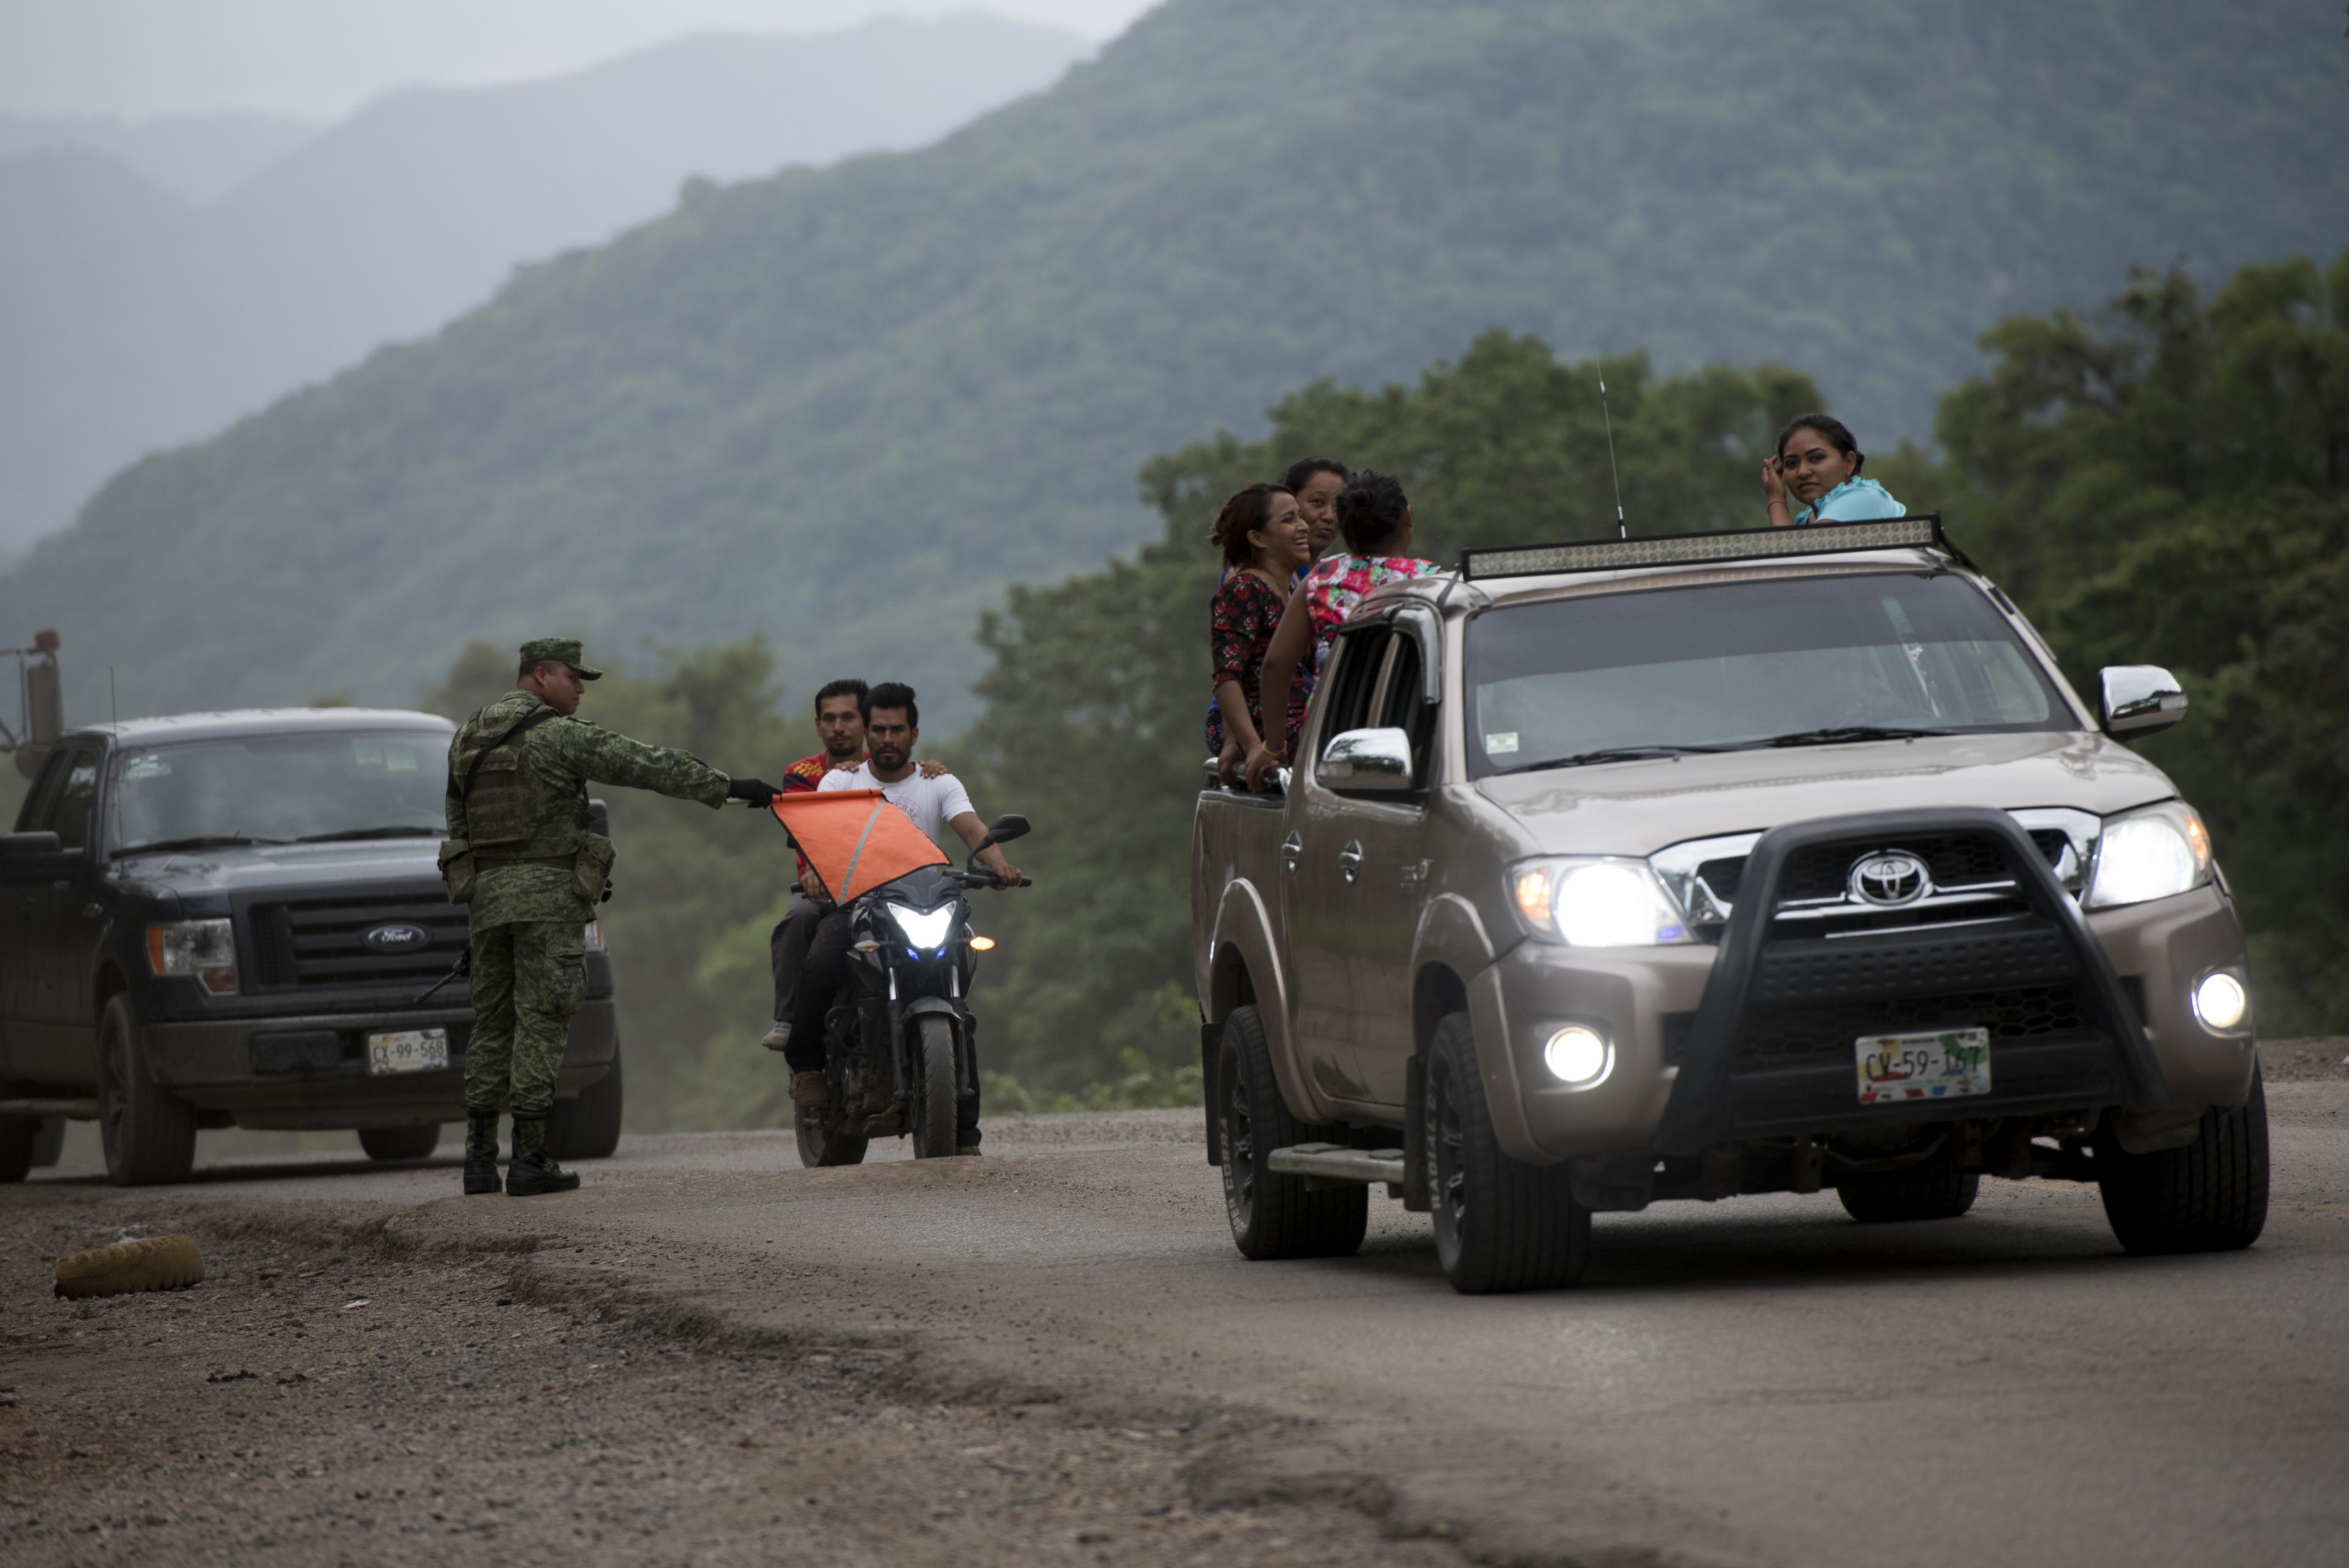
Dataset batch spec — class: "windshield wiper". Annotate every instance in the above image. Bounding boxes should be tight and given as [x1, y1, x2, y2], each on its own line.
[114, 834, 288, 858]
[1756, 726, 1957, 748]
[292, 825, 440, 843]
[1503, 744, 1734, 775]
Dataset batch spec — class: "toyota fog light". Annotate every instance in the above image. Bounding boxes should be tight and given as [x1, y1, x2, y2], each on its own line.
[1543, 1026, 1612, 1087]
[146, 918, 239, 995]
[2192, 972, 2248, 1032]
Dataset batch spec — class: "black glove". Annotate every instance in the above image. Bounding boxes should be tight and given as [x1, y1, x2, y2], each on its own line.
[727, 778, 779, 808]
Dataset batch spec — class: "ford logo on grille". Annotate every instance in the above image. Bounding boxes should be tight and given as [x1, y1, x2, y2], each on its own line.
[363, 922, 431, 951]
[1848, 850, 1932, 907]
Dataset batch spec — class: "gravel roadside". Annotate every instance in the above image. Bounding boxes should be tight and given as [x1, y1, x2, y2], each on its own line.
[0, 1192, 1472, 1568]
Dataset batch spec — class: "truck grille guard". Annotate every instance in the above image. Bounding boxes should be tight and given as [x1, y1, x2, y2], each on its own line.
[1651, 808, 2165, 1156]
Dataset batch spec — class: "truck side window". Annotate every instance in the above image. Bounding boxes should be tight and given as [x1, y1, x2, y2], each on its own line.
[48, 748, 101, 853]
[1378, 635, 1438, 784]
[1317, 628, 1390, 759]
[15, 748, 71, 832]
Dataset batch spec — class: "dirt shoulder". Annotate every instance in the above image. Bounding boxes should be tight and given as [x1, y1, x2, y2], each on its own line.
[0, 1188, 1478, 1568]
[2259, 1036, 2349, 1083]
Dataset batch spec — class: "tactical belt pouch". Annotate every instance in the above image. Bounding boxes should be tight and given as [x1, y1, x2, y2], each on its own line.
[571, 832, 616, 905]
[438, 838, 475, 904]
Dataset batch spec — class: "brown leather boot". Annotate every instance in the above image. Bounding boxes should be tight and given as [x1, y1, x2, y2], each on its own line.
[789, 1070, 828, 1107]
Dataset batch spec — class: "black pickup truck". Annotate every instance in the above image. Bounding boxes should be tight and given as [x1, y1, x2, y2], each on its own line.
[0, 708, 622, 1184]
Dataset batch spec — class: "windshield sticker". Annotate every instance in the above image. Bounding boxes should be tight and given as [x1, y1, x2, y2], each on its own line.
[1485, 730, 1520, 756]
[381, 745, 418, 773]
[352, 743, 384, 767]
[119, 754, 171, 780]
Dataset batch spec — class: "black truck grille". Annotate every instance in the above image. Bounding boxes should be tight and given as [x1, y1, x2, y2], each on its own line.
[1695, 828, 2071, 914]
[246, 892, 469, 989]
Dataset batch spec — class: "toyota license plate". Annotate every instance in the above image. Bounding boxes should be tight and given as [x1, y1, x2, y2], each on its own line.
[1855, 1028, 1990, 1104]
[366, 1028, 449, 1076]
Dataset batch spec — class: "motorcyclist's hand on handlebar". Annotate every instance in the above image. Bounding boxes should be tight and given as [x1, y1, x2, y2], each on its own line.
[726, 778, 779, 809]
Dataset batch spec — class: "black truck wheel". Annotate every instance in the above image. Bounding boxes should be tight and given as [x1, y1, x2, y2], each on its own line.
[547, 1039, 625, 1161]
[0, 1117, 36, 1183]
[96, 993, 196, 1186]
[1216, 1005, 1367, 1260]
[1836, 1171, 1980, 1223]
[1425, 1013, 1587, 1294]
[358, 1124, 442, 1161]
[2098, 1068, 2269, 1255]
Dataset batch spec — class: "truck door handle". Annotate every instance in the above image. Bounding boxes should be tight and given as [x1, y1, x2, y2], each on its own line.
[1280, 831, 1302, 875]
[1337, 841, 1363, 883]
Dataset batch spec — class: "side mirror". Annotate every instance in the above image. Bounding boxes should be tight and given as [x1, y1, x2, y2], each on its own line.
[2099, 666, 2187, 738]
[587, 797, 610, 836]
[1316, 727, 1415, 794]
[971, 813, 1030, 858]
[0, 830, 62, 858]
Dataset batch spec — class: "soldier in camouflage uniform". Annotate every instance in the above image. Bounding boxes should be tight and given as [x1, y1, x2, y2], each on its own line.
[442, 637, 777, 1195]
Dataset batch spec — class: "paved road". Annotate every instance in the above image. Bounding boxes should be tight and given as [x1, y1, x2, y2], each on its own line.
[26, 1086, 2349, 1567]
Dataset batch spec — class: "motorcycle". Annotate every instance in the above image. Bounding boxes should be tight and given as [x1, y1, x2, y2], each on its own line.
[794, 814, 1031, 1167]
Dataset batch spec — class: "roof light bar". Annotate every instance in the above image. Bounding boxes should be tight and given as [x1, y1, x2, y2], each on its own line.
[1458, 514, 1962, 582]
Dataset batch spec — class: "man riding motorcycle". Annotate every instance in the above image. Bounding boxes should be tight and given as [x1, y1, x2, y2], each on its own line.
[787, 682, 1021, 1154]
[762, 678, 948, 1053]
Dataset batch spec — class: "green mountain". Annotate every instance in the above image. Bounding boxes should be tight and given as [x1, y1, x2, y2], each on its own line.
[6, 0, 2343, 729]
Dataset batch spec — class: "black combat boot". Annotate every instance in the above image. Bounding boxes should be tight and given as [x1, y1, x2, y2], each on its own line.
[462, 1112, 502, 1195]
[505, 1112, 580, 1196]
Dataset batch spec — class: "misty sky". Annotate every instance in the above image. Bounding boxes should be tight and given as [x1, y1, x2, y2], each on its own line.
[0, 1, 1154, 121]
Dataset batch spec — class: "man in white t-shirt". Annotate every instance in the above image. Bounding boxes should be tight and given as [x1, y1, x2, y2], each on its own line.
[790, 683, 1021, 1152]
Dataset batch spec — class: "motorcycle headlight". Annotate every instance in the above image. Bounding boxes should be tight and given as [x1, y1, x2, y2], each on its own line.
[146, 918, 239, 995]
[2084, 801, 2213, 910]
[887, 903, 957, 951]
[1508, 858, 1692, 947]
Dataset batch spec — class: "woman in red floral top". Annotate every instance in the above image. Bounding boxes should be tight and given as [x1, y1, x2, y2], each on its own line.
[1207, 482, 1311, 784]
[1244, 469, 1440, 792]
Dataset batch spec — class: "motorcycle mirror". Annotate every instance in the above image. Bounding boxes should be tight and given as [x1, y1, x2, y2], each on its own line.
[971, 813, 1031, 856]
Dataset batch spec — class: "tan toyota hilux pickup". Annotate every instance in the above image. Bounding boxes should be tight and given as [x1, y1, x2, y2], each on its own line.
[1190, 516, 2265, 1293]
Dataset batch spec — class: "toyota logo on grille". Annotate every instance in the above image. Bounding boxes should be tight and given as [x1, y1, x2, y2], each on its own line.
[1848, 850, 1932, 907]
[363, 922, 431, 951]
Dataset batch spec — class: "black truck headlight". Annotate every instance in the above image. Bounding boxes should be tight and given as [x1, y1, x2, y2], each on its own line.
[2084, 801, 2213, 910]
[146, 918, 239, 995]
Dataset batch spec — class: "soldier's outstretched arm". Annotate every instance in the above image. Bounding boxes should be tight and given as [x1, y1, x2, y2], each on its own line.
[552, 720, 734, 808]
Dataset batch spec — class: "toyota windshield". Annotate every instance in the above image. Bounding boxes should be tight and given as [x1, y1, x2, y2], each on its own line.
[1466, 571, 2070, 778]
[108, 730, 450, 854]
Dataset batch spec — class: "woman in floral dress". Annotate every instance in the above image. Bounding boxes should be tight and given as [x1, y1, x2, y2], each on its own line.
[1207, 483, 1312, 786]
[1244, 470, 1441, 792]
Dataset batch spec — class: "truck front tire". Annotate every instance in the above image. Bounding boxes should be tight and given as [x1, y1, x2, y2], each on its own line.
[1425, 1014, 1588, 1293]
[2097, 1066, 2269, 1255]
[1217, 1005, 1367, 1260]
[358, 1124, 442, 1161]
[96, 994, 197, 1186]
[547, 1038, 625, 1161]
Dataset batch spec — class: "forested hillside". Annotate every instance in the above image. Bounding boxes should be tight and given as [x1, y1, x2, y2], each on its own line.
[0, 15, 1088, 555]
[4, 0, 2343, 737]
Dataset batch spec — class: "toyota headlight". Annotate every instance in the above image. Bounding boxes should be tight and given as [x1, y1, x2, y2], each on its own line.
[2084, 801, 2213, 910]
[146, 918, 239, 995]
[888, 903, 957, 951]
[1509, 858, 1692, 947]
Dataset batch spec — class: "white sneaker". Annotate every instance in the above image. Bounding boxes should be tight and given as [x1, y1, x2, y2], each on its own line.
[760, 1022, 791, 1052]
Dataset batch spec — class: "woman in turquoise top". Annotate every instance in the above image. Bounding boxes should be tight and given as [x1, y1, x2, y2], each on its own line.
[1762, 413, 1904, 527]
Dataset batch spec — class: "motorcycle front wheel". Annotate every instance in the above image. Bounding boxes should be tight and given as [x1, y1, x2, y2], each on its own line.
[909, 1014, 959, 1159]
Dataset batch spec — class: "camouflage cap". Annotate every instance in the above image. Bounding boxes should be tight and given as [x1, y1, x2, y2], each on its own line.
[518, 637, 603, 680]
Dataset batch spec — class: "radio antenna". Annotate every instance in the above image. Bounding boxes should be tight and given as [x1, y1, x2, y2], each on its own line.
[1598, 374, 1628, 540]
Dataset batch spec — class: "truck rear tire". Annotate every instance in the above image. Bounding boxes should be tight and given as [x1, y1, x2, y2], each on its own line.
[1216, 1005, 1367, 1260]
[96, 993, 196, 1186]
[2098, 1067, 2269, 1255]
[0, 1117, 36, 1183]
[1425, 1014, 1587, 1293]
[1836, 1171, 1980, 1223]
[547, 1038, 625, 1161]
[358, 1124, 441, 1161]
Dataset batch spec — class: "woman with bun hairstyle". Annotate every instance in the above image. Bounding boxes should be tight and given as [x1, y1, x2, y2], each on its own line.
[1243, 469, 1441, 792]
[1763, 413, 1904, 527]
[1206, 482, 1312, 785]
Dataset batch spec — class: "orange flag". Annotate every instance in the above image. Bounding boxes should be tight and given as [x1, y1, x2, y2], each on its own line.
[771, 789, 948, 902]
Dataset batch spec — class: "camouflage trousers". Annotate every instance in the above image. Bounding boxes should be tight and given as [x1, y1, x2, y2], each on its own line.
[462, 919, 585, 1118]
